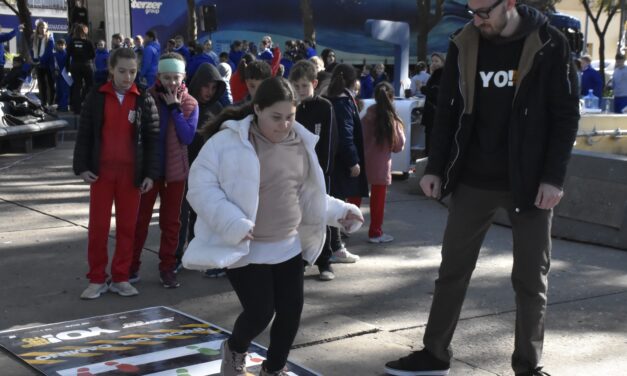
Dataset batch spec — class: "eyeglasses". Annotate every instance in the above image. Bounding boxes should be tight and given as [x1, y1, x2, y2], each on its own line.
[465, 0, 505, 20]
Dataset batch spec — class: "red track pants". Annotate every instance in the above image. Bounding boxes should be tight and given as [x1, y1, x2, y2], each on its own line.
[131, 179, 185, 274]
[368, 184, 387, 238]
[86, 163, 140, 284]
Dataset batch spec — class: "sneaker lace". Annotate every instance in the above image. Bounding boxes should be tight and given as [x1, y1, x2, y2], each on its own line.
[231, 351, 246, 371]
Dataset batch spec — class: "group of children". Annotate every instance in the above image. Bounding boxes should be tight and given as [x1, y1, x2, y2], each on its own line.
[73, 47, 405, 375]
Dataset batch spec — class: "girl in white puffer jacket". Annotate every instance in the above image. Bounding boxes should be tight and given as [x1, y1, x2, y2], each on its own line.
[184, 77, 363, 376]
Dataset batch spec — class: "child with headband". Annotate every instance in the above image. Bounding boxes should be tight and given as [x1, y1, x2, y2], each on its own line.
[130, 52, 199, 289]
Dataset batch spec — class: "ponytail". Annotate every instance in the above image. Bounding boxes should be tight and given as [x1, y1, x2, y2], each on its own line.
[373, 81, 403, 148]
[327, 63, 357, 98]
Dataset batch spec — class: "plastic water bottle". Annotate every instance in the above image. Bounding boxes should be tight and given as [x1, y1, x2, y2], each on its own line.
[583, 89, 599, 110]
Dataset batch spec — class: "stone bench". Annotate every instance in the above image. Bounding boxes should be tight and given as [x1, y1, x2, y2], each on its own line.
[0, 119, 68, 153]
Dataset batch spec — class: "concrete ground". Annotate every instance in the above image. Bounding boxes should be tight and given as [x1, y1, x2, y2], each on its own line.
[1, 141, 626, 376]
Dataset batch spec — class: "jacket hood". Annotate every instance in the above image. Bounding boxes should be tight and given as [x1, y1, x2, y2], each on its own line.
[483, 4, 547, 44]
[188, 63, 226, 106]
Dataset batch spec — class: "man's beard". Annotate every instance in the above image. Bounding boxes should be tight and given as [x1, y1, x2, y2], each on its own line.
[477, 21, 505, 39]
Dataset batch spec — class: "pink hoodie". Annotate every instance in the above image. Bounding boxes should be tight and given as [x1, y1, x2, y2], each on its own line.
[361, 105, 405, 186]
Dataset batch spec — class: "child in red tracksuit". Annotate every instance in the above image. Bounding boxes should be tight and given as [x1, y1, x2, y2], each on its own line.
[130, 52, 199, 288]
[361, 81, 405, 244]
[73, 48, 160, 300]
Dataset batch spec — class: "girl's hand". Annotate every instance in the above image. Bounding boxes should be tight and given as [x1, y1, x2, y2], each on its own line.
[242, 228, 254, 242]
[338, 210, 364, 233]
[140, 177, 153, 194]
[350, 163, 360, 177]
[160, 86, 182, 106]
[80, 171, 98, 183]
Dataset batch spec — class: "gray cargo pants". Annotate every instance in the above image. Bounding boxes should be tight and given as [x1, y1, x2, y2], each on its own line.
[423, 184, 552, 374]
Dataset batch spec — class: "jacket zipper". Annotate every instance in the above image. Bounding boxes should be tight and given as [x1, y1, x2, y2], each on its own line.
[444, 56, 466, 191]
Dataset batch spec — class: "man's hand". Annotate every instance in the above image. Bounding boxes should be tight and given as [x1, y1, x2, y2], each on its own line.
[80, 171, 98, 184]
[350, 164, 360, 177]
[419, 174, 441, 199]
[535, 183, 563, 210]
[140, 177, 153, 194]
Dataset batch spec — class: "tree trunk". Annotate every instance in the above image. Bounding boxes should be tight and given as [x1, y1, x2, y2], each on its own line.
[300, 0, 315, 44]
[416, 0, 430, 62]
[1, 0, 33, 61]
[187, 0, 197, 42]
[416, 0, 444, 62]
[67, 0, 76, 30]
[598, 35, 606, 94]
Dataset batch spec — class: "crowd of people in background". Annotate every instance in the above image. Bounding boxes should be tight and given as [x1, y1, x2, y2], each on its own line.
[2, 2, 620, 374]
[60, 25, 443, 295]
[576, 52, 627, 113]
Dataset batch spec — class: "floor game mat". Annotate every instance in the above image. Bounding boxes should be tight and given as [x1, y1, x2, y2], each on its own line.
[0, 306, 320, 376]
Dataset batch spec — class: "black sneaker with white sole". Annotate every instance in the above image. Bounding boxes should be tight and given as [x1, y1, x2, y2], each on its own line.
[384, 349, 450, 376]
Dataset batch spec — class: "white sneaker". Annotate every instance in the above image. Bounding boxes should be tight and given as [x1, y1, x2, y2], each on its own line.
[80, 283, 108, 300]
[329, 248, 360, 263]
[368, 233, 394, 243]
[109, 281, 139, 297]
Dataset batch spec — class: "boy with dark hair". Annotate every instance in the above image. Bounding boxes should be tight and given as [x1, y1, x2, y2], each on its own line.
[289, 59, 338, 280]
[244, 60, 272, 99]
[139, 30, 160, 88]
[94, 40, 110, 84]
[0, 55, 30, 91]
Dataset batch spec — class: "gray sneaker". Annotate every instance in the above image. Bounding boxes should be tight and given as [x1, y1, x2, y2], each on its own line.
[109, 281, 139, 297]
[329, 248, 360, 263]
[80, 283, 108, 300]
[220, 339, 247, 376]
[259, 364, 290, 376]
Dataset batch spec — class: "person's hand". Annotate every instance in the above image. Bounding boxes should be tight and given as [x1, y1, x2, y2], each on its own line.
[420, 174, 441, 199]
[242, 228, 254, 241]
[80, 171, 98, 184]
[338, 210, 364, 232]
[160, 86, 182, 106]
[18, 24, 24, 32]
[534, 183, 563, 210]
[350, 164, 360, 177]
[140, 177, 153, 194]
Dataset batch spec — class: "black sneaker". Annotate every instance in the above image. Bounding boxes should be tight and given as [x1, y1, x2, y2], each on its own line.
[160, 271, 180, 288]
[516, 369, 551, 376]
[318, 264, 335, 281]
[384, 349, 450, 375]
[203, 268, 226, 278]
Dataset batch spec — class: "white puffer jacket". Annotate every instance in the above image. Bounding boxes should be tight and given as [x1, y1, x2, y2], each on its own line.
[184, 115, 362, 269]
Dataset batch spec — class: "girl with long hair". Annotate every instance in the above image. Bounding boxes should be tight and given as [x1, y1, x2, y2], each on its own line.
[325, 63, 369, 263]
[361, 81, 405, 243]
[185, 77, 363, 376]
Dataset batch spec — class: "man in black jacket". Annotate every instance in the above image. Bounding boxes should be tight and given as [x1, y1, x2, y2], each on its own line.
[385, 1, 579, 376]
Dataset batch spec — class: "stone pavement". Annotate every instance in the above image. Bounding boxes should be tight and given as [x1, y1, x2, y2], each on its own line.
[1, 142, 626, 376]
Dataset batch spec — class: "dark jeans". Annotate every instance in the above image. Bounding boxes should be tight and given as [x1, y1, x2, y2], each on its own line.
[315, 175, 335, 267]
[423, 184, 551, 374]
[70, 62, 93, 114]
[175, 184, 196, 262]
[36, 66, 55, 106]
[315, 227, 334, 267]
[226, 254, 304, 373]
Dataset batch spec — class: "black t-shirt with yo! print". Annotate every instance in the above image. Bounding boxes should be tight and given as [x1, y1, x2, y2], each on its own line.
[461, 36, 525, 190]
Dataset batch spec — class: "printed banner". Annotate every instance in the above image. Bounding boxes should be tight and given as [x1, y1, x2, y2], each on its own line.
[0, 306, 319, 376]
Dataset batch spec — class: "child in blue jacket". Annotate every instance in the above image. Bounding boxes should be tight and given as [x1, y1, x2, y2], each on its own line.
[53, 39, 70, 112]
[94, 40, 110, 84]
